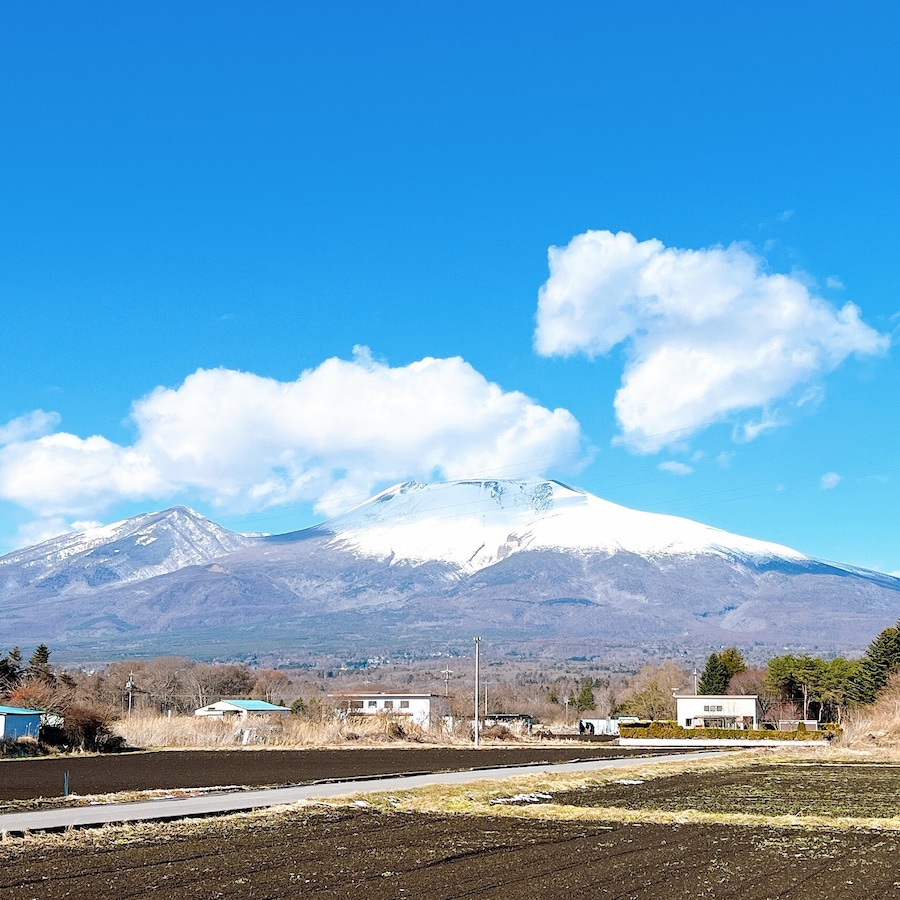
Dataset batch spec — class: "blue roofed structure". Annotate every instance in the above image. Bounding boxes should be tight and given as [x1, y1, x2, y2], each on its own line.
[193, 699, 290, 718]
[0, 705, 44, 740]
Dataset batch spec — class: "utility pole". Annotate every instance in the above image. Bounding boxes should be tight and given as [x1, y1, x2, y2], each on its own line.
[126, 672, 135, 716]
[693, 668, 700, 693]
[473, 636, 482, 748]
[442, 666, 453, 697]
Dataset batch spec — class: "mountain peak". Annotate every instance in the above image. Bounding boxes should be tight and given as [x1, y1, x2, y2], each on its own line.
[319, 478, 808, 573]
[0, 504, 252, 589]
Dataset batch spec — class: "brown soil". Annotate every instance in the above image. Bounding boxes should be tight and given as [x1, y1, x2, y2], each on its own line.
[550, 761, 900, 819]
[0, 745, 668, 802]
[2, 804, 899, 899]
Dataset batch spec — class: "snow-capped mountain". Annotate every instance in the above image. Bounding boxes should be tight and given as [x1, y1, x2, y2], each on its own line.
[319, 479, 808, 572]
[2, 479, 900, 663]
[0, 506, 253, 593]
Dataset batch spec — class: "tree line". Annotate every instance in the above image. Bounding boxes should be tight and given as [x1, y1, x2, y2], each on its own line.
[5, 616, 900, 730]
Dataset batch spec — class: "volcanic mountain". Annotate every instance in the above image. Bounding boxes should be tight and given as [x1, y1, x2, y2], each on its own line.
[2, 479, 899, 663]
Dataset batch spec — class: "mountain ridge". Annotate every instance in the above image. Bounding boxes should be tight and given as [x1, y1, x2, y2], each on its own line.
[1, 479, 898, 663]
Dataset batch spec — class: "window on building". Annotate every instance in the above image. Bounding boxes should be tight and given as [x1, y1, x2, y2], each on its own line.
[349, 700, 363, 710]
[384, 701, 394, 710]
[367, 700, 377, 708]
[399, 700, 410, 709]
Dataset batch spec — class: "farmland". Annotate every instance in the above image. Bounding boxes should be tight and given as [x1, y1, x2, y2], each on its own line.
[3, 750, 900, 898]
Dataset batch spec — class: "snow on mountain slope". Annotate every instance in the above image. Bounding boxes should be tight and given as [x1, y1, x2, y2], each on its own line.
[322, 479, 809, 572]
[0, 506, 253, 588]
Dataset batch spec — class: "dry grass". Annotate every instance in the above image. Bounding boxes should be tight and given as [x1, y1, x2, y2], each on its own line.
[324, 749, 900, 832]
[113, 711, 468, 749]
[839, 677, 900, 751]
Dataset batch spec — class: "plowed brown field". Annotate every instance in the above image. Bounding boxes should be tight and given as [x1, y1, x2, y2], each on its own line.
[3, 804, 898, 899]
[4, 752, 899, 898]
[0, 746, 663, 802]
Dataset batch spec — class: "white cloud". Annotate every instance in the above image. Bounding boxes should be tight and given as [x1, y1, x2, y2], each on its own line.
[0, 410, 60, 445]
[534, 230, 889, 451]
[13, 517, 104, 549]
[658, 461, 693, 476]
[820, 472, 842, 490]
[733, 411, 785, 444]
[0, 349, 585, 526]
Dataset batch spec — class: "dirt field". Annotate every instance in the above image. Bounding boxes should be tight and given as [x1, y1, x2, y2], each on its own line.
[5, 754, 900, 898]
[550, 761, 900, 819]
[3, 803, 900, 899]
[0, 745, 665, 803]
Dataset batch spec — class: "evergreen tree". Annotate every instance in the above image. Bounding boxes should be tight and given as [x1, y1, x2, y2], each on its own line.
[766, 654, 828, 720]
[853, 624, 900, 704]
[0, 647, 22, 693]
[26, 643, 55, 685]
[698, 652, 729, 694]
[575, 680, 596, 712]
[718, 647, 747, 681]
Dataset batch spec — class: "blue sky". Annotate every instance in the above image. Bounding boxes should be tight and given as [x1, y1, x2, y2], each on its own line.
[2, 3, 899, 573]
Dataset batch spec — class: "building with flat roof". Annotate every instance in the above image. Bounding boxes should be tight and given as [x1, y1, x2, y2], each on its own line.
[329, 692, 450, 728]
[676, 695, 762, 730]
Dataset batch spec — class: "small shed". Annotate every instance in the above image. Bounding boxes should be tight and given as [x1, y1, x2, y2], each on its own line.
[676, 695, 762, 730]
[330, 693, 450, 728]
[0, 705, 43, 740]
[194, 699, 290, 718]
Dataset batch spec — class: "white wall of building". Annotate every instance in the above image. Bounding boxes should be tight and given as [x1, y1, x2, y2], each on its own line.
[333, 693, 449, 728]
[676, 695, 762, 729]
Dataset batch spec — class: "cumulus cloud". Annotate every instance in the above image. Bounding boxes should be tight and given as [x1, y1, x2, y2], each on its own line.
[534, 230, 889, 451]
[12, 517, 104, 550]
[0, 349, 584, 529]
[820, 472, 842, 490]
[658, 461, 693, 476]
[0, 410, 60, 445]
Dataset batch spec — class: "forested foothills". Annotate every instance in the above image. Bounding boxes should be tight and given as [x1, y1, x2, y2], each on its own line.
[3, 618, 900, 750]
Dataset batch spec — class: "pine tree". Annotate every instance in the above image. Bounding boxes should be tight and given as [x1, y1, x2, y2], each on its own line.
[718, 647, 747, 681]
[575, 680, 596, 712]
[0, 647, 22, 693]
[854, 624, 900, 703]
[698, 652, 729, 694]
[27, 643, 54, 685]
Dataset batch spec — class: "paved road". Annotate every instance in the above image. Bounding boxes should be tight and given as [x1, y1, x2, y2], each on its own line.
[0, 751, 721, 835]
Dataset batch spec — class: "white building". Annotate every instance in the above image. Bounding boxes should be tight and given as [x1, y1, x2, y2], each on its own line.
[0, 705, 43, 740]
[330, 693, 450, 728]
[676, 695, 762, 730]
[194, 699, 290, 718]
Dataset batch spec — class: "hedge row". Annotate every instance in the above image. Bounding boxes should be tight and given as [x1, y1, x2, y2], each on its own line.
[619, 723, 829, 741]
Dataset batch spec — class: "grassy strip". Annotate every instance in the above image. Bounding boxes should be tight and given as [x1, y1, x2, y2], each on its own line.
[319, 750, 900, 832]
